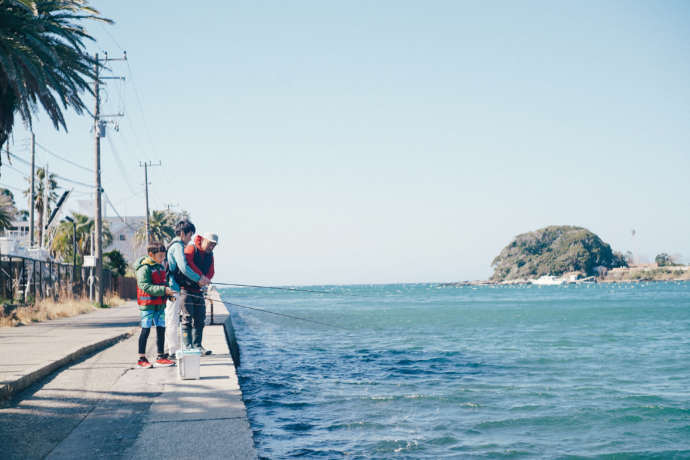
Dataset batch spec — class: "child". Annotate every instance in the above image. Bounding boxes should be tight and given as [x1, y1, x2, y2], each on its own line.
[135, 241, 176, 368]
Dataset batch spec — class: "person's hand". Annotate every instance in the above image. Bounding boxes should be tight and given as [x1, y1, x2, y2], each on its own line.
[199, 276, 210, 286]
[165, 287, 176, 297]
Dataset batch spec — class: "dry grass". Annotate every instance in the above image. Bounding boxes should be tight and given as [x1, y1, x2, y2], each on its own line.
[104, 293, 127, 308]
[0, 292, 128, 327]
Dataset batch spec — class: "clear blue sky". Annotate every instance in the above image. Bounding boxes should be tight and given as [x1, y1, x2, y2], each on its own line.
[7, 1, 690, 284]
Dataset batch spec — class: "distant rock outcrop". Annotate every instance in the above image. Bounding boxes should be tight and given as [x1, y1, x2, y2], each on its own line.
[491, 226, 627, 282]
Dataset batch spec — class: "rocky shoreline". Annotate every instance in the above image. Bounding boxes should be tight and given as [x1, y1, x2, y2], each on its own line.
[444, 265, 690, 286]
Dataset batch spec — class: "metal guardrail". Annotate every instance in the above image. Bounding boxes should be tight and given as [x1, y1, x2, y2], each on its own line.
[0, 254, 114, 305]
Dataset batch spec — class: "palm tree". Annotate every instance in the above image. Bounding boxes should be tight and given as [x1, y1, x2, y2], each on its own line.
[104, 249, 127, 277]
[51, 212, 111, 264]
[135, 209, 176, 245]
[0, 193, 17, 230]
[0, 1, 112, 153]
[23, 167, 58, 245]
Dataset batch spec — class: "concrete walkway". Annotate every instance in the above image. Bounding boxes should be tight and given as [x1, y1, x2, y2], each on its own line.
[0, 299, 258, 459]
[0, 301, 140, 400]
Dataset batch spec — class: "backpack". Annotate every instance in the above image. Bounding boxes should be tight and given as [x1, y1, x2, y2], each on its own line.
[166, 240, 199, 291]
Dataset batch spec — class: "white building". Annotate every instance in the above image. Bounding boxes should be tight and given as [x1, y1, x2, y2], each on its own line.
[105, 216, 146, 265]
[0, 214, 147, 267]
[0, 218, 49, 260]
[75, 199, 148, 266]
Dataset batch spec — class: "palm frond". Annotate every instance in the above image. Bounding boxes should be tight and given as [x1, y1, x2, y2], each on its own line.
[0, 0, 111, 149]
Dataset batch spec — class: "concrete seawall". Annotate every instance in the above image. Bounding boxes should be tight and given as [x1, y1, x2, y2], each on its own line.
[2, 297, 258, 459]
[207, 286, 241, 367]
[223, 305, 242, 367]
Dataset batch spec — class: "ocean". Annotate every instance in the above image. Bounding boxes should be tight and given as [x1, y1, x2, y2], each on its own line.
[218, 282, 690, 459]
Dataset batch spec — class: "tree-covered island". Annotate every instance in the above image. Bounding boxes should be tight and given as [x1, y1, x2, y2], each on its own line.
[490, 226, 627, 282]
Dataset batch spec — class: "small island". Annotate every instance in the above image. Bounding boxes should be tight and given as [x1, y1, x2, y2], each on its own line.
[491, 225, 626, 283]
[450, 225, 690, 285]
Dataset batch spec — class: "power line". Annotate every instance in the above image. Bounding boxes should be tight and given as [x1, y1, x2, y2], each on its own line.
[52, 173, 95, 189]
[138, 161, 161, 243]
[3, 163, 29, 178]
[103, 190, 138, 232]
[10, 152, 96, 188]
[35, 142, 93, 173]
[112, 190, 143, 206]
[7, 151, 32, 167]
[0, 183, 24, 193]
[105, 135, 136, 194]
[126, 60, 158, 158]
[7, 150, 95, 191]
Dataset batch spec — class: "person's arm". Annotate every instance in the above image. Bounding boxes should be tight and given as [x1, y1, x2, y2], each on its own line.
[136, 265, 167, 297]
[185, 245, 211, 286]
[184, 245, 204, 277]
[207, 254, 215, 281]
[170, 243, 202, 282]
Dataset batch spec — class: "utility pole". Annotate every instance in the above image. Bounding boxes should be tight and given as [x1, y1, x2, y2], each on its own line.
[93, 52, 102, 306]
[30, 133, 35, 247]
[139, 161, 161, 244]
[42, 163, 48, 249]
[93, 51, 126, 307]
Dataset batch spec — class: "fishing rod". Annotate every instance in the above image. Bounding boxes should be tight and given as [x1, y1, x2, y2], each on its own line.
[184, 292, 351, 331]
[211, 281, 350, 296]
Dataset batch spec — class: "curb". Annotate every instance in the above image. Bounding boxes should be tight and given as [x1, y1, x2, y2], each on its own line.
[0, 327, 137, 401]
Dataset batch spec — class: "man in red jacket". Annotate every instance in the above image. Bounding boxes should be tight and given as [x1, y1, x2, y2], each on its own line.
[181, 232, 218, 354]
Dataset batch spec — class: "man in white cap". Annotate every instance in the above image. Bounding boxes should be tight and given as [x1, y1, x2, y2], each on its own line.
[182, 232, 218, 354]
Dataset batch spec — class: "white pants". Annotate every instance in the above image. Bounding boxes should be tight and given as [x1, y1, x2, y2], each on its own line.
[164, 291, 186, 356]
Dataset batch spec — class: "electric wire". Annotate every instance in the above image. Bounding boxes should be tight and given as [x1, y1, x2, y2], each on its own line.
[125, 60, 158, 158]
[103, 191, 138, 232]
[3, 163, 29, 178]
[0, 183, 24, 192]
[51, 173, 95, 189]
[7, 151, 94, 190]
[105, 135, 136, 194]
[96, 28, 153, 160]
[36, 142, 93, 173]
[7, 151, 33, 167]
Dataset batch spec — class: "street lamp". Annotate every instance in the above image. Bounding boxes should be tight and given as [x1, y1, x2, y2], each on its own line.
[64, 216, 76, 281]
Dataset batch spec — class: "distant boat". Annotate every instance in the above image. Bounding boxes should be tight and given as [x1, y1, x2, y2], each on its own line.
[531, 275, 564, 286]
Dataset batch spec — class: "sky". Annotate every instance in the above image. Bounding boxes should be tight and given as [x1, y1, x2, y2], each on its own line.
[5, 1, 690, 285]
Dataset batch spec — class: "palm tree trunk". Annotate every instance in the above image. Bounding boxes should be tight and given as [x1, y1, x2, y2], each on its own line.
[37, 210, 43, 248]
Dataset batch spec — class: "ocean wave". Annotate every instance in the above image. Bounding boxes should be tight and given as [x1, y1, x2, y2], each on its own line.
[228, 283, 690, 458]
[326, 421, 387, 431]
[281, 422, 315, 432]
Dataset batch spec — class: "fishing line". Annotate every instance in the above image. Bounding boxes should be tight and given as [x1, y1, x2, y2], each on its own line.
[183, 292, 351, 331]
[211, 281, 356, 296]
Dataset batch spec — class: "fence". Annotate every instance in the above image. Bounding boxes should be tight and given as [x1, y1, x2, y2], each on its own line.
[0, 254, 117, 305]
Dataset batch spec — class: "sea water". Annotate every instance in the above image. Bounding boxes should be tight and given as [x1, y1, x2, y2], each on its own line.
[219, 283, 690, 459]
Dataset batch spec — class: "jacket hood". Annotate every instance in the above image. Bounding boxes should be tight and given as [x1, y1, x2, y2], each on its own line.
[134, 255, 160, 271]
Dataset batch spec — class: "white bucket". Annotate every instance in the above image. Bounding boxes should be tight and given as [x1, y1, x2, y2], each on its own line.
[176, 349, 201, 380]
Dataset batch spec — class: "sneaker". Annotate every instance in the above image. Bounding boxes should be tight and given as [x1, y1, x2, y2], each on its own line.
[137, 357, 153, 369]
[155, 357, 175, 367]
[198, 347, 212, 356]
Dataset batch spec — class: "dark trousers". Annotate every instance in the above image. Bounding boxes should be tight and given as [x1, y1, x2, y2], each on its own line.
[138, 326, 165, 356]
[181, 293, 206, 348]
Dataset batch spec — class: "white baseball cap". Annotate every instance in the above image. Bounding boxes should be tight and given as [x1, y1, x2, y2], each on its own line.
[202, 232, 219, 245]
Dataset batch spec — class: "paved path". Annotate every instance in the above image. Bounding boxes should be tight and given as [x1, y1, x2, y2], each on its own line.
[0, 301, 140, 400]
[0, 300, 258, 459]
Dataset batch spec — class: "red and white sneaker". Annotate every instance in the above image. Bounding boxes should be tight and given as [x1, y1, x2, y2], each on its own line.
[155, 357, 175, 367]
[137, 357, 153, 369]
